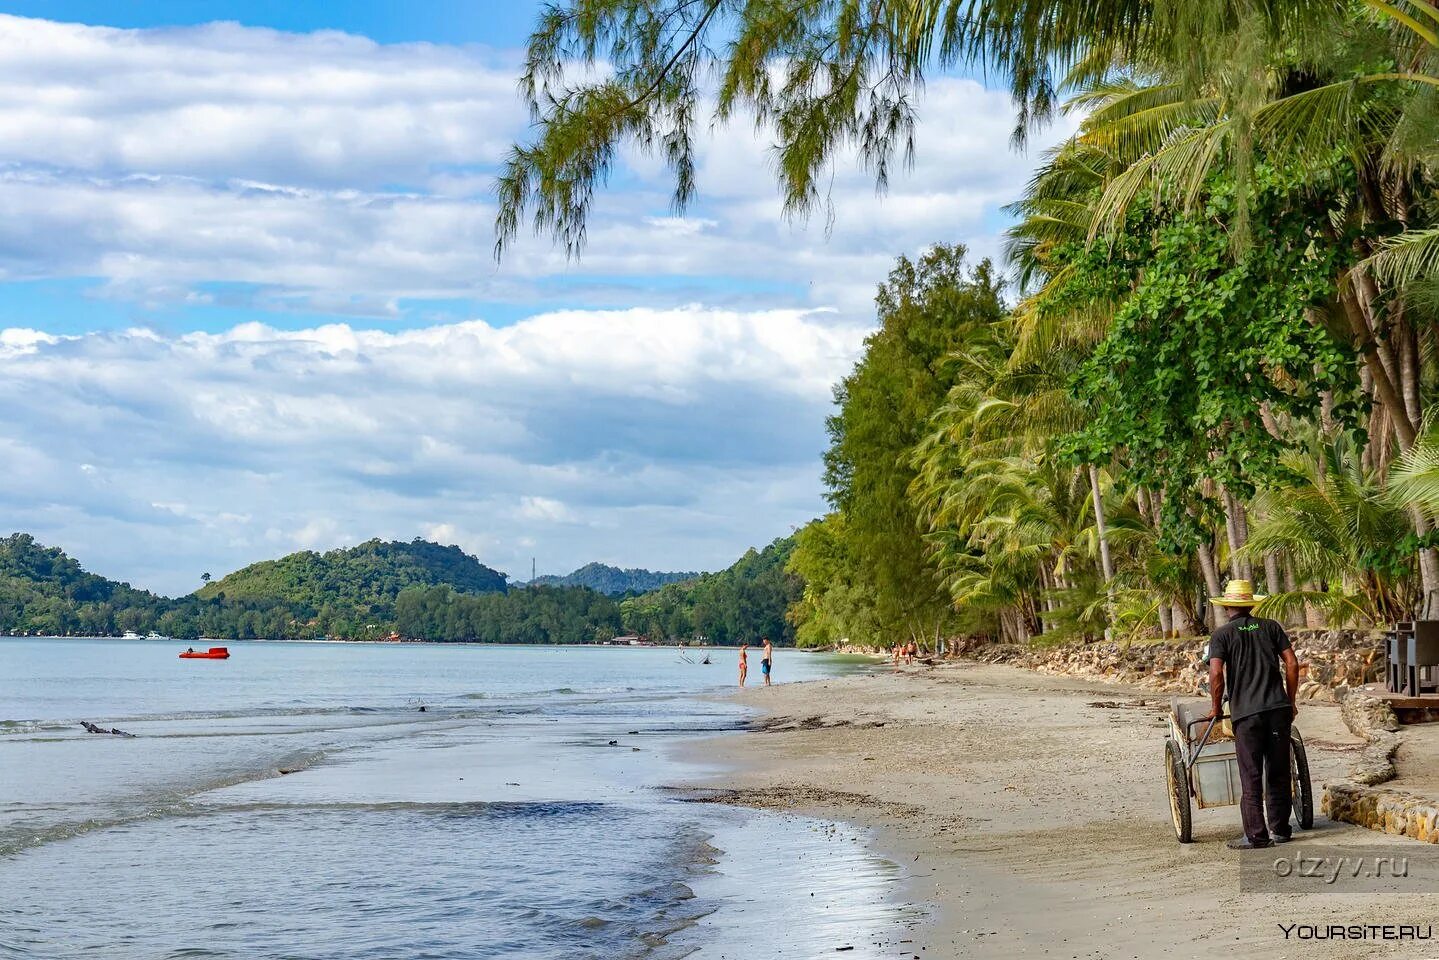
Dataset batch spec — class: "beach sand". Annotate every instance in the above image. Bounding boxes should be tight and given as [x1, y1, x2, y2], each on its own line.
[682, 660, 1439, 960]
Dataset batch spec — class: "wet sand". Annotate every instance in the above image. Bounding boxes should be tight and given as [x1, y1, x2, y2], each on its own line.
[682, 660, 1439, 960]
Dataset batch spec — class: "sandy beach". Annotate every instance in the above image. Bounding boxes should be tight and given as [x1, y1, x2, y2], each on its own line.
[683, 660, 1439, 960]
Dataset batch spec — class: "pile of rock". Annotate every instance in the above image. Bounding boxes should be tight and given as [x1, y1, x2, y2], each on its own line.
[1322, 693, 1421, 838]
[960, 628, 1384, 700]
[1336, 691, 1402, 785]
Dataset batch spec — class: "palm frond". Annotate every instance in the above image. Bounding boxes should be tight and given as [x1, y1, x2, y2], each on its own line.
[1088, 122, 1230, 239]
[1078, 82, 1222, 163]
[1361, 227, 1439, 295]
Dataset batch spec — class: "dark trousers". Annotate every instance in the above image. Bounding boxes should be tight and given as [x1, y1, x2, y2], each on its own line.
[1232, 706, 1293, 843]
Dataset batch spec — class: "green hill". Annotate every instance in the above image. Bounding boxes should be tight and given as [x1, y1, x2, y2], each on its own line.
[196, 538, 507, 612]
[618, 535, 800, 645]
[0, 533, 748, 645]
[529, 562, 698, 596]
[0, 533, 170, 636]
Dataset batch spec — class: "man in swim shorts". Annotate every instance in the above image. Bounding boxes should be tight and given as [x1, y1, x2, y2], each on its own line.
[761, 637, 773, 686]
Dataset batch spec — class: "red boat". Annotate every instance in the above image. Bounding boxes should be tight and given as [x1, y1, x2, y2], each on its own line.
[179, 646, 230, 660]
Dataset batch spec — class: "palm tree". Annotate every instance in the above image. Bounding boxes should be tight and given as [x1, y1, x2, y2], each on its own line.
[1245, 437, 1418, 624]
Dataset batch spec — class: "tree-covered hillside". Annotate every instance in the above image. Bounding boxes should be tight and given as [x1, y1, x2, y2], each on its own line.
[0, 533, 171, 636]
[0, 534, 616, 642]
[198, 538, 507, 609]
[529, 562, 699, 596]
[0, 531, 804, 645]
[619, 535, 800, 645]
[395, 584, 622, 644]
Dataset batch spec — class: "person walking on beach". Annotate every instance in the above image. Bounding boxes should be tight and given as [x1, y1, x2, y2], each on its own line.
[738, 643, 748, 688]
[761, 637, 773, 686]
[1205, 579, 1300, 850]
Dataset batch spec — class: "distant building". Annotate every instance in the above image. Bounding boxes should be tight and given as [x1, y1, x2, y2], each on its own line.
[608, 635, 653, 646]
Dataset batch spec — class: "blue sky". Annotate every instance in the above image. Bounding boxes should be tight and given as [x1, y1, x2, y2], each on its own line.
[3, 1, 544, 45]
[0, 6, 1068, 593]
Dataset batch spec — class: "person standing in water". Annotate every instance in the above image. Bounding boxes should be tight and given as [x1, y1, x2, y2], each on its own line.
[738, 643, 748, 688]
[761, 637, 773, 686]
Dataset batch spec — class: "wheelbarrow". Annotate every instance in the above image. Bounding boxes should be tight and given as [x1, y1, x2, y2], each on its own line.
[1164, 699, 1313, 843]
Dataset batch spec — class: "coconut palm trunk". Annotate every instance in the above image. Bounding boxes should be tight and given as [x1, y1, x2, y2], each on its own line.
[1088, 465, 1116, 640]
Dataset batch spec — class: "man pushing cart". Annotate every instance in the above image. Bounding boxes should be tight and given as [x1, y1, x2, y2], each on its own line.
[1164, 579, 1310, 847]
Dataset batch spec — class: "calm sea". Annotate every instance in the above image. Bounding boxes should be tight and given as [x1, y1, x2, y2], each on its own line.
[0, 639, 910, 959]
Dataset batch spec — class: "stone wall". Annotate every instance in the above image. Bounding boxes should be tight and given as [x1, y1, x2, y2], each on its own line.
[956, 629, 1384, 700]
[1323, 784, 1439, 842]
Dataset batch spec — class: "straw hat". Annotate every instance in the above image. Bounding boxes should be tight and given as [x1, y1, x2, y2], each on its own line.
[1210, 578, 1266, 607]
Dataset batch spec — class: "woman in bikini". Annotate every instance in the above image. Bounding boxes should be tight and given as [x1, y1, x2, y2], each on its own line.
[738, 643, 748, 687]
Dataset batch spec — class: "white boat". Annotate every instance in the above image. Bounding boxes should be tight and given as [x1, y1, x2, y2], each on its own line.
[121, 631, 142, 640]
[146, 631, 167, 640]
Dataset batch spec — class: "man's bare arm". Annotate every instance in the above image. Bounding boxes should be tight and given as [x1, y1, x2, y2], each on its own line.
[1209, 658, 1225, 719]
[1282, 648, 1300, 717]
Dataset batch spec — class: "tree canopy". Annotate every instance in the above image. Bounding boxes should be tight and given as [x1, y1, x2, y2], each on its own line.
[498, 0, 1439, 642]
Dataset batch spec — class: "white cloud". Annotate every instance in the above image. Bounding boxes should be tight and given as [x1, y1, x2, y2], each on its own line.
[0, 14, 1072, 591]
[0, 15, 1073, 318]
[0, 308, 866, 592]
[518, 496, 576, 524]
[0, 16, 522, 188]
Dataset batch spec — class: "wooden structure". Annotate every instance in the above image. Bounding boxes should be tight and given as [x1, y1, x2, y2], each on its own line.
[1354, 621, 1439, 723]
[1386, 621, 1439, 696]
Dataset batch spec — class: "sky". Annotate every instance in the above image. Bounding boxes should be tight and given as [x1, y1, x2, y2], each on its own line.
[0, 4, 1073, 594]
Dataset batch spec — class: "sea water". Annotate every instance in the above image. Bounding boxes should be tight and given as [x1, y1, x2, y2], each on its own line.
[0, 639, 912, 959]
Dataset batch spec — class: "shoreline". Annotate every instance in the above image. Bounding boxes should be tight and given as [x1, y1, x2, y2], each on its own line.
[681, 660, 1439, 959]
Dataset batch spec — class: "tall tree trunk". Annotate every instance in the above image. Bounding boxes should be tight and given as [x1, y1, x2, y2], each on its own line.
[1341, 286, 1418, 448]
[1262, 551, 1283, 603]
[1172, 603, 1200, 636]
[1391, 312, 1437, 617]
[1037, 563, 1054, 635]
[1197, 541, 1223, 630]
[1136, 487, 1170, 635]
[1136, 486, 1153, 526]
[1411, 507, 1439, 619]
[1399, 313, 1422, 428]
[1257, 402, 1283, 440]
[1279, 552, 1323, 628]
[1088, 465, 1116, 642]
[1221, 488, 1253, 581]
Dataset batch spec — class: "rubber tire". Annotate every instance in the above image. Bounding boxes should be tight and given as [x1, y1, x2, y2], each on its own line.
[1166, 738, 1193, 843]
[1291, 732, 1314, 830]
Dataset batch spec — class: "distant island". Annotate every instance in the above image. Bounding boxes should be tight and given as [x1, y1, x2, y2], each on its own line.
[0, 532, 800, 646]
[528, 562, 699, 596]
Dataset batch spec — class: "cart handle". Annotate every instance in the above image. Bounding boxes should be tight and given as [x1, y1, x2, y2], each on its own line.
[1185, 713, 1227, 766]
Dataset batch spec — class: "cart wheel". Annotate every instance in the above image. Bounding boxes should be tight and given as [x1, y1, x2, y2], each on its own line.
[1291, 731, 1314, 831]
[1165, 738, 1192, 843]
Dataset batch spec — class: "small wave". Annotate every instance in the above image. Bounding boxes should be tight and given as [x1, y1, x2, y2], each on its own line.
[0, 720, 70, 737]
[0, 748, 329, 859]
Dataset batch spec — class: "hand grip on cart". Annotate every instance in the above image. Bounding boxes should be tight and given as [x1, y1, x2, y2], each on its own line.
[1184, 713, 1227, 763]
[1185, 713, 1227, 734]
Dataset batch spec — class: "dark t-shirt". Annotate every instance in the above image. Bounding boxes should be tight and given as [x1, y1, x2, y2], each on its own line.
[1208, 613, 1292, 722]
